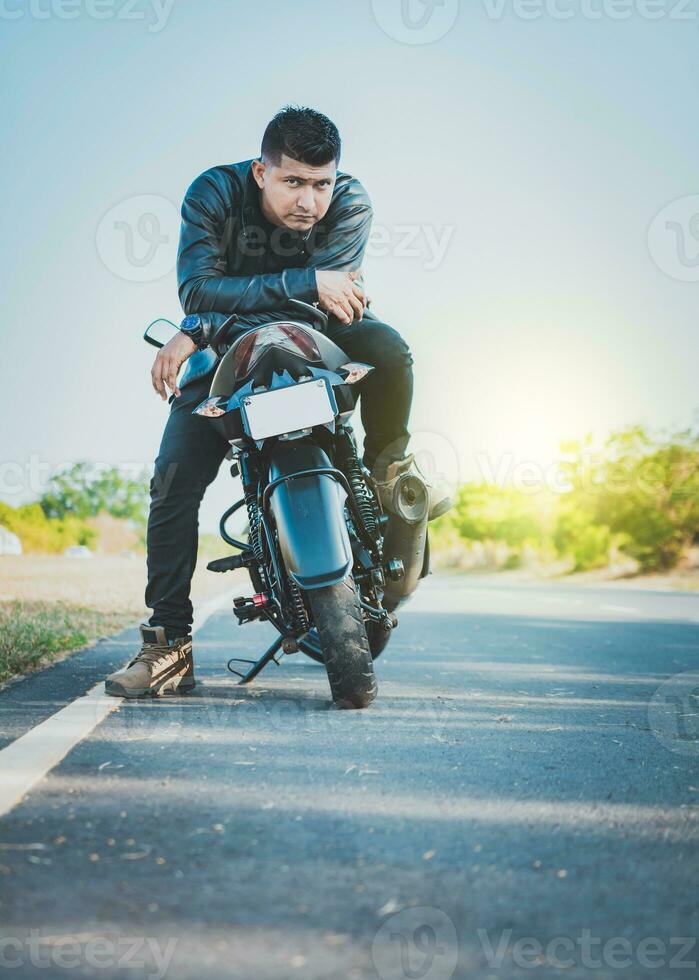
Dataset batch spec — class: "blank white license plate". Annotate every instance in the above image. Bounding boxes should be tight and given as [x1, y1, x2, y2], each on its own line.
[242, 380, 335, 440]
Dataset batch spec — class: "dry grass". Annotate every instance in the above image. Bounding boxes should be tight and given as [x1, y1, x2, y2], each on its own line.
[0, 601, 135, 685]
[0, 554, 229, 612]
[0, 554, 236, 684]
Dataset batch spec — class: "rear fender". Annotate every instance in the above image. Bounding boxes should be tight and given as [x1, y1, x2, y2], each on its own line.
[266, 443, 352, 590]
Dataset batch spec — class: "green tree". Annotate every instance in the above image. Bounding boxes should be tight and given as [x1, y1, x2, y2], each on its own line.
[0, 501, 96, 553]
[556, 426, 699, 571]
[40, 464, 150, 527]
[450, 483, 544, 546]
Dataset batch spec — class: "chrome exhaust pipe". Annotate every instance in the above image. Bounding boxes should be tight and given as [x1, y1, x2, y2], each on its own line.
[381, 471, 429, 612]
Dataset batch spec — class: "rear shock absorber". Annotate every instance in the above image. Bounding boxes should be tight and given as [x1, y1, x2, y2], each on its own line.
[245, 490, 264, 565]
[336, 429, 378, 538]
[288, 579, 309, 633]
[241, 451, 307, 632]
[239, 453, 264, 566]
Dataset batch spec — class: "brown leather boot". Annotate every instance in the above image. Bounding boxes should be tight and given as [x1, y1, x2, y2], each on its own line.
[104, 625, 195, 699]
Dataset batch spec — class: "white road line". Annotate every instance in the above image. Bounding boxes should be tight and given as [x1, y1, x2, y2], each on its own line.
[0, 592, 231, 820]
[600, 604, 641, 615]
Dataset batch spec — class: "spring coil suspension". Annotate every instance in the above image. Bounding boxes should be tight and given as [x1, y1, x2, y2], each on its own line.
[244, 488, 265, 566]
[343, 445, 378, 538]
[288, 579, 309, 633]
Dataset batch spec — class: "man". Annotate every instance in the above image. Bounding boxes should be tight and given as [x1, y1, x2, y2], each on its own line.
[106, 106, 451, 699]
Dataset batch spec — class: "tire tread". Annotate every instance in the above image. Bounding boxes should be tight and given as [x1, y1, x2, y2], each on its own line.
[307, 576, 377, 708]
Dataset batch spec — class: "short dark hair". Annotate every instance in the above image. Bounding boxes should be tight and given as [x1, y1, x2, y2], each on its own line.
[261, 106, 341, 167]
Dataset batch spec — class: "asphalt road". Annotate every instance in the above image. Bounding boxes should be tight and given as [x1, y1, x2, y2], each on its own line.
[0, 574, 698, 979]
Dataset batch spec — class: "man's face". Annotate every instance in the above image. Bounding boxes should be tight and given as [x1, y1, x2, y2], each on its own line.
[252, 154, 337, 232]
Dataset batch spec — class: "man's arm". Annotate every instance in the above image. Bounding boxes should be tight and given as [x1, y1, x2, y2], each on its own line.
[308, 176, 374, 323]
[177, 169, 318, 315]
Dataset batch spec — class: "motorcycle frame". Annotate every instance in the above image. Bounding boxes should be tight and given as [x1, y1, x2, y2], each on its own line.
[221, 427, 391, 684]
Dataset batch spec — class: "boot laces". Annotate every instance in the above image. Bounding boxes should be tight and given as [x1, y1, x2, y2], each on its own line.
[131, 642, 180, 669]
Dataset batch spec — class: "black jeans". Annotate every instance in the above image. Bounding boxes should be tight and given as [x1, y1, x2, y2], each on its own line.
[146, 312, 413, 638]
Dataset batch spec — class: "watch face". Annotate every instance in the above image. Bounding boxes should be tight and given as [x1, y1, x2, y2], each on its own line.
[181, 314, 201, 333]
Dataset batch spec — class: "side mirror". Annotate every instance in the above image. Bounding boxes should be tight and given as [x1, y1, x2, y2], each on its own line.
[144, 318, 179, 349]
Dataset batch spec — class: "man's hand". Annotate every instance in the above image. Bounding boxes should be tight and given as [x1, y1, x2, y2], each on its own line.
[316, 270, 367, 325]
[151, 332, 197, 400]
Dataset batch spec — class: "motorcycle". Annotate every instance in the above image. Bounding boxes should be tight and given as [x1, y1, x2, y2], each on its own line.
[144, 301, 430, 709]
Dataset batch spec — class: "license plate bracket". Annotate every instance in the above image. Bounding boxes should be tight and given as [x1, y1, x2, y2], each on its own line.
[242, 380, 335, 440]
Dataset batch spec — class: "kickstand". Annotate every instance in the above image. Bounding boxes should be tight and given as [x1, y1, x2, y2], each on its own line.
[227, 635, 284, 684]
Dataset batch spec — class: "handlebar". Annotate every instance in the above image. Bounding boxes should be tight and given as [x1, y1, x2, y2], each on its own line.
[209, 302, 329, 353]
[143, 302, 330, 353]
[286, 300, 329, 333]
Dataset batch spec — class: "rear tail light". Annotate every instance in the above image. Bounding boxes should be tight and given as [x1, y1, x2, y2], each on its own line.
[232, 322, 321, 378]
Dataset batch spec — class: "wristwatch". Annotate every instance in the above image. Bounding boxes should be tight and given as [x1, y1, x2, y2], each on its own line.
[179, 314, 208, 350]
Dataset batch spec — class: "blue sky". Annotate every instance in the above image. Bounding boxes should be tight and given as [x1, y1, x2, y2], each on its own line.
[1, 0, 697, 531]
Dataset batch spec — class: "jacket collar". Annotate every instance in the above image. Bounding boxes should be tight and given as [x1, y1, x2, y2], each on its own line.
[241, 160, 263, 238]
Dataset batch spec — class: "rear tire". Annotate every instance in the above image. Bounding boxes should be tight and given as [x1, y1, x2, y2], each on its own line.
[300, 623, 388, 662]
[305, 576, 377, 709]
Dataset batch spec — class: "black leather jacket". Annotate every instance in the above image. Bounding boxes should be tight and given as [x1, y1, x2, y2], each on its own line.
[176, 159, 373, 389]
